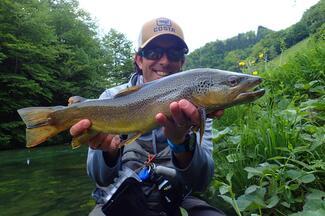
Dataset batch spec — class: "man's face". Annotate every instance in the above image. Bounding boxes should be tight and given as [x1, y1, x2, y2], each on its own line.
[135, 36, 185, 83]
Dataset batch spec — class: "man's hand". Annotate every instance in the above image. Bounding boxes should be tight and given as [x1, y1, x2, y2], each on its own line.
[155, 99, 224, 168]
[155, 99, 198, 144]
[207, 109, 224, 119]
[69, 119, 120, 159]
[155, 99, 224, 144]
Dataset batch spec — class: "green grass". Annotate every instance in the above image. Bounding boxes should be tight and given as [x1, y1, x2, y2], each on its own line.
[246, 37, 314, 74]
[270, 38, 311, 67]
[0, 145, 95, 216]
[209, 97, 324, 215]
[206, 37, 325, 215]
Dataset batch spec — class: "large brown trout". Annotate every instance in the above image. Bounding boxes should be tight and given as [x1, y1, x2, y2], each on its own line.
[17, 68, 265, 148]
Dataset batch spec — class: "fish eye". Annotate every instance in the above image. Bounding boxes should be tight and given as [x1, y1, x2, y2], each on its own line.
[228, 76, 239, 87]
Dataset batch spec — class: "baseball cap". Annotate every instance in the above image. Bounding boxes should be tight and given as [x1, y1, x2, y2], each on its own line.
[138, 17, 188, 52]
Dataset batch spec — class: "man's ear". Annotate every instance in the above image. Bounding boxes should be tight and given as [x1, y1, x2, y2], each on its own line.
[135, 54, 143, 70]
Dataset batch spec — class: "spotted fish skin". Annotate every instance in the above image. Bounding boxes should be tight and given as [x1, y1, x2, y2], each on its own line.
[17, 68, 265, 148]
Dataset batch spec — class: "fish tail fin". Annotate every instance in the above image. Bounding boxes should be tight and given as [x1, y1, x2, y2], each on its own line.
[17, 106, 64, 148]
[25, 126, 60, 148]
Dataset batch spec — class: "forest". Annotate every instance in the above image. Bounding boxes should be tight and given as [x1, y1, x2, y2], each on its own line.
[0, 0, 134, 149]
[0, 0, 324, 215]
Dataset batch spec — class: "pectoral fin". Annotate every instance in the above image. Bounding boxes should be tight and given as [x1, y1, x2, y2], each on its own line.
[71, 129, 98, 149]
[118, 132, 142, 148]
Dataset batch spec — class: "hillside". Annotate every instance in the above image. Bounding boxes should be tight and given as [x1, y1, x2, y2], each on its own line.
[185, 0, 324, 72]
[240, 36, 317, 75]
[270, 37, 311, 66]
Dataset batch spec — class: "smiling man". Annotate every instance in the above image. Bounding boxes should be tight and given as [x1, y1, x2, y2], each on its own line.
[135, 18, 188, 81]
[70, 17, 225, 216]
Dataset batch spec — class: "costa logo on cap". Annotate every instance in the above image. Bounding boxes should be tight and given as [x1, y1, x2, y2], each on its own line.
[154, 18, 176, 33]
[138, 17, 188, 51]
[156, 18, 171, 26]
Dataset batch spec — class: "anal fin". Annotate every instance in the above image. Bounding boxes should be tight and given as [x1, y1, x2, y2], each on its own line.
[118, 132, 142, 148]
[197, 107, 206, 144]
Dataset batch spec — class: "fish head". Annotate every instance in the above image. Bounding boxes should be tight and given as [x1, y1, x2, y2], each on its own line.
[190, 69, 265, 110]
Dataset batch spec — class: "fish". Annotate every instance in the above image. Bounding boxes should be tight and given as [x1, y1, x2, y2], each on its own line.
[17, 68, 265, 148]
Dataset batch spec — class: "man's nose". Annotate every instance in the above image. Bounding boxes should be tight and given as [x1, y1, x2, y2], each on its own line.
[158, 52, 169, 64]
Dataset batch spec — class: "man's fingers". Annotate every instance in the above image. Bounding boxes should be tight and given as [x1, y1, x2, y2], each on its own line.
[178, 99, 200, 126]
[207, 109, 225, 119]
[69, 119, 91, 137]
[157, 100, 200, 129]
[215, 109, 224, 118]
[89, 133, 108, 149]
[170, 101, 188, 127]
[155, 113, 171, 128]
[89, 134, 120, 152]
[110, 135, 121, 149]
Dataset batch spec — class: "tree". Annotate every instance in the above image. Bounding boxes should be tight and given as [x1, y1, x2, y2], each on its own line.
[0, 0, 109, 149]
[0, 0, 58, 148]
[101, 29, 134, 86]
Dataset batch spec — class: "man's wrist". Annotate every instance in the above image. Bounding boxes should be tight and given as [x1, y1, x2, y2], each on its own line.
[167, 133, 196, 153]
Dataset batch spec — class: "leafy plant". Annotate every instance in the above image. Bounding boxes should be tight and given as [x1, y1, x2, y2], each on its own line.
[207, 35, 325, 215]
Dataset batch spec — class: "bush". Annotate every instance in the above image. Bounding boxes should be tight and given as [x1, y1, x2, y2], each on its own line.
[207, 37, 325, 215]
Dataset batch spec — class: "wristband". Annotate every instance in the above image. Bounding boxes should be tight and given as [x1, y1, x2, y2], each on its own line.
[167, 133, 196, 153]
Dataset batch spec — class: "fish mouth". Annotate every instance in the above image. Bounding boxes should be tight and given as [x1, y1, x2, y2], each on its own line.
[233, 77, 265, 104]
[235, 89, 265, 101]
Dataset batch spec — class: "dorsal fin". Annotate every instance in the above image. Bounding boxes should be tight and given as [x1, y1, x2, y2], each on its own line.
[68, 96, 87, 105]
[114, 86, 142, 98]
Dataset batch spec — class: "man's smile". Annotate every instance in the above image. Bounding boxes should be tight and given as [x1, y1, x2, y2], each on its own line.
[155, 71, 170, 77]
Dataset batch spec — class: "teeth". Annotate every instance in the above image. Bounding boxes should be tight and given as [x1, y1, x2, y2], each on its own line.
[156, 71, 169, 76]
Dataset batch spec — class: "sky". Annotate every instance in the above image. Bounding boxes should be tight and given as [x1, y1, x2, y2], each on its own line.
[78, 0, 319, 52]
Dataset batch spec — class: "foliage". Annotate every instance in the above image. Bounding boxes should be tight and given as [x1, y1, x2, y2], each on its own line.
[185, 30, 263, 71]
[301, 0, 325, 34]
[101, 29, 134, 86]
[185, 0, 325, 73]
[185, 7, 324, 214]
[0, 0, 134, 149]
[205, 36, 325, 215]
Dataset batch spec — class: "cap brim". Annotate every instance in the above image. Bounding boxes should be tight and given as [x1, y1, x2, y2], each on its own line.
[140, 33, 188, 52]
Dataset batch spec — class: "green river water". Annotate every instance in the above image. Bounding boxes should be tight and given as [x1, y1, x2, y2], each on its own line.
[0, 145, 95, 215]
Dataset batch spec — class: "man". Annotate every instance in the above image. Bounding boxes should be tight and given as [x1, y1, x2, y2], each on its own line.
[70, 17, 225, 216]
